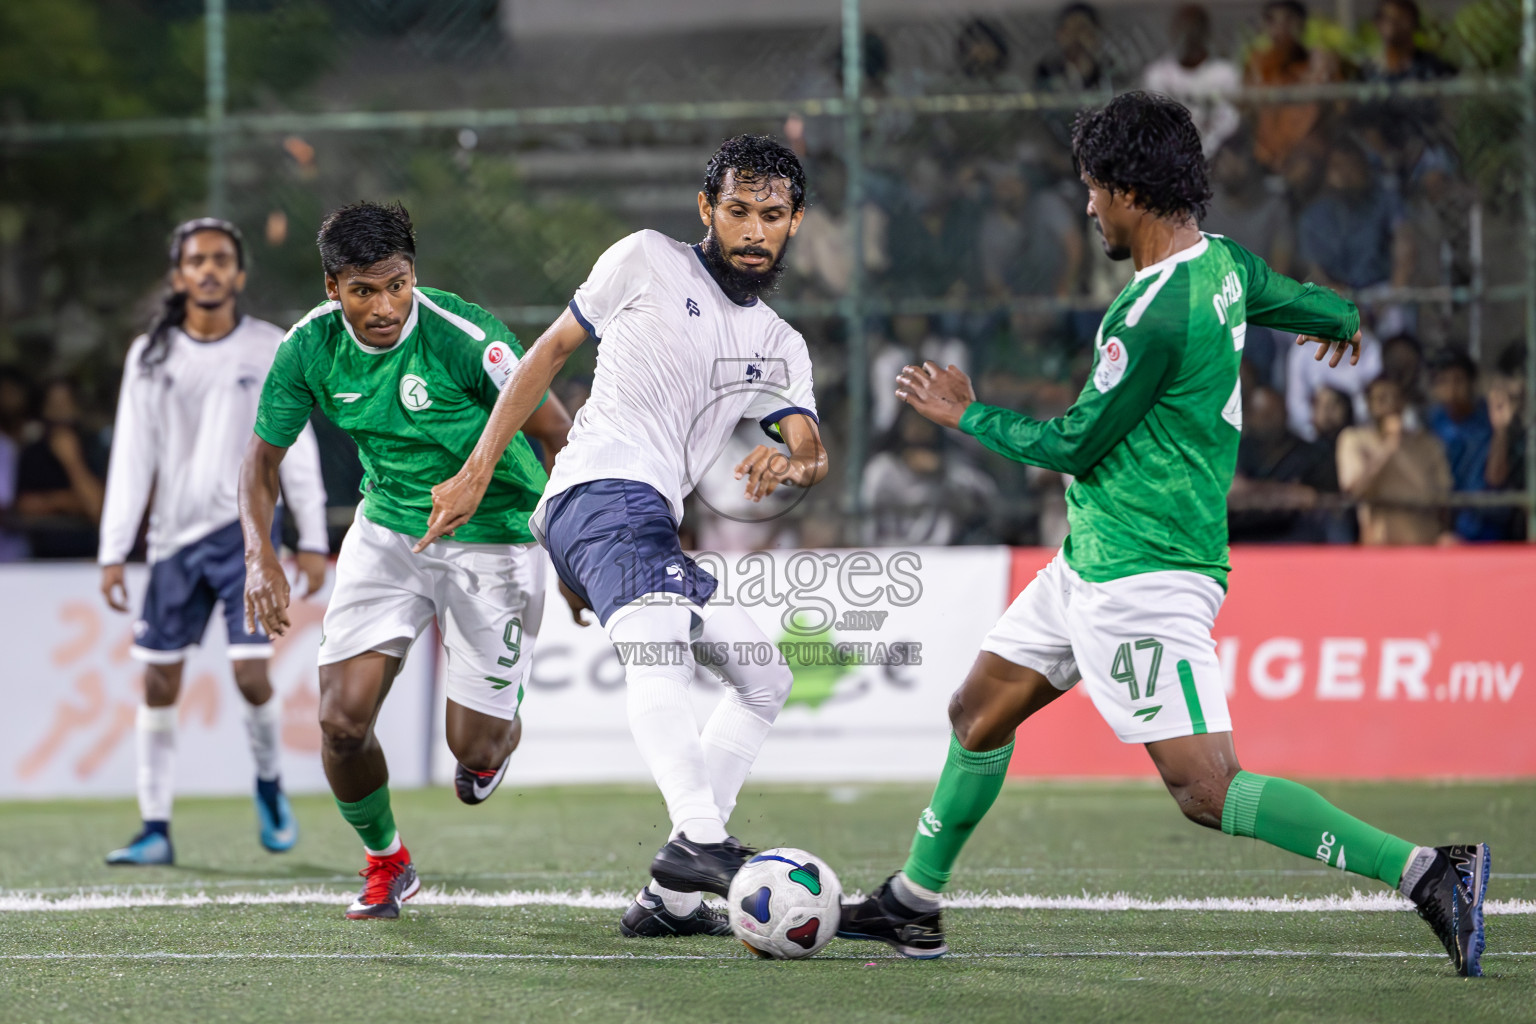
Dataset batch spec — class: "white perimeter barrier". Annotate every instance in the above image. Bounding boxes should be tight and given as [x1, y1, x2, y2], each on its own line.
[0, 548, 1009, 797]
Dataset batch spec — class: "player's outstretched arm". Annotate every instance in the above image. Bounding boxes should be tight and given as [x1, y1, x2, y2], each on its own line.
[239, 435, 293, 637]
[1222, 237, 1362, 367]
[734, 413, 828, 502]
[415, 308, 588, 552]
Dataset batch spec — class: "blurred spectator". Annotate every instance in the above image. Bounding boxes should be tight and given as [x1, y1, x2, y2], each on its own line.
[862, 405, 997, 546]
[1379, 332, 1426, 427]
[15, 377, 107, 558]
[955, 18, 1020, 89]
[1361, 0, 1455, 83]
[1311, 385, 1359, 540]
[1337, 376, 1451, 544]
[1286, 328, 1383, 440]
[1426, 348, 1504, 540]
[1035, 3, 1114, 92]
[871, 314, 969, 435]
[1243, 0, 1324, 171]
[1228, 385, 1337, 541]
[1142, 4, 1242, 158]
[0, 366, 29, 561]
[884, 157, 983, 300]
[1204, 132, 1294, 272]
[978, 159, 1082, 301]
[1484, 341, 1526, 539]
[1297, 139, 1412, 292]
[788, 154, 890, 299]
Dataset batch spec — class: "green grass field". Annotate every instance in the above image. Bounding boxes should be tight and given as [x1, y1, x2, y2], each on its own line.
[1, 780, 1531, 1023]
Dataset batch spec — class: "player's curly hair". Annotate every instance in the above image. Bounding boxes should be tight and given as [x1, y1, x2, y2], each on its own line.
[704, 135, 806, 212]
[317, 200, 416, 276]
[1071, 91, 1212, 221]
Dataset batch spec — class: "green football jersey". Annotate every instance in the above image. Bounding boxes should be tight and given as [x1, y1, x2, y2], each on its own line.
[961, 234, 1359, 588]
[255, 287, 548, 544]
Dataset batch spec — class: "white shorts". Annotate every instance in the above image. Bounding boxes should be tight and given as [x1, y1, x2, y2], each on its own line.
[319, 512, 546, 721]
[980, 553, 1231, 744]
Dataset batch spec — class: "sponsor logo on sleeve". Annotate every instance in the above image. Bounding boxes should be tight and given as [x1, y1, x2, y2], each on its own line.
[482, 340, 520, 390]
[1093, 336, 1129, 393]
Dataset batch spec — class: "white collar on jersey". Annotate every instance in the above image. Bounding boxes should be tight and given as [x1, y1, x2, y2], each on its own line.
[340, 294, 419, 355]
[1131, 234, 1209, 281]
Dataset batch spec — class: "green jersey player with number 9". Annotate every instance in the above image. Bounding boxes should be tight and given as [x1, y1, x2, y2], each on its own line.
[837, 93, 1490, 977]
[238, 202, 572, 920]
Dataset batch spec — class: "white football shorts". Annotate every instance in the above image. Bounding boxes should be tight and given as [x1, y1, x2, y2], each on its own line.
[980, 552, 1231, 743]
[319, 511, 546, 721]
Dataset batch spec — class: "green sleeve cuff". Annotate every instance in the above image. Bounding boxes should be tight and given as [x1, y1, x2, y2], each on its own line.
[958, 402, 990, 436]
[253, 422, 299, 449]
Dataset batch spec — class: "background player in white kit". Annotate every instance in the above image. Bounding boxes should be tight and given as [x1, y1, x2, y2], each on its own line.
[419, 136, 828, 937]
[98, 219, 329, 866]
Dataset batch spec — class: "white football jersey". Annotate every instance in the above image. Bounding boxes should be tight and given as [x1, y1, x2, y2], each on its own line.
[541, 230, 818, 523]
[100, 316, 328, 565]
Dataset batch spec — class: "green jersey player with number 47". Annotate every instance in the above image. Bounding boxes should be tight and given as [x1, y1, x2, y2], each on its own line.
[238, 202, 572, 921]
[837, 93, 1490, 977]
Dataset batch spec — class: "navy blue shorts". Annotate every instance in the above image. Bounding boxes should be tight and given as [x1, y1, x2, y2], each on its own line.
[132, 519, 275, 663]
[540, 479, 717, 627]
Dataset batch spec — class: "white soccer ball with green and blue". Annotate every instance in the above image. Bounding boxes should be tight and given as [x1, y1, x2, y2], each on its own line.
[727, 847, 842, 959]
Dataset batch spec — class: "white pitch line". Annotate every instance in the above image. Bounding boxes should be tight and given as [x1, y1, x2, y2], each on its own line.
[0, 950, 1532, 963]
[2, 887, 1535, 915]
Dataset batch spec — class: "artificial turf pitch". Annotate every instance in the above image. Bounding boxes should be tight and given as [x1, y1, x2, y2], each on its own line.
[1, 781, 1530, 1023]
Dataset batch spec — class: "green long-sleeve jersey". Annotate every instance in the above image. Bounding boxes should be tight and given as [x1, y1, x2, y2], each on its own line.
[960, 234, 1358, 588]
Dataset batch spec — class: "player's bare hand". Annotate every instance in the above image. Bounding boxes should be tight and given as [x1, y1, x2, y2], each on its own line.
[559, 579, 592, 626]
[415, 468, 489, 553]
[1297, 329, 1361, 368]
[101, 564, 129, 613]
[295, 550, 328, 598]
[895, 362, 975, 430]
[735, 444, 806, 502]
[244, 550, 292, 638]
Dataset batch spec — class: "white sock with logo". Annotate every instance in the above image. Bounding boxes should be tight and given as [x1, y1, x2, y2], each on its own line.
[892, 872, 943, 913]
[610, 603, 727, 845]
[136, 704, 177, 823]
[696, 605, 793, 824]
[649, 881, 702, 917]
[244, 694, 282, 782]
[1398, 845, 1438, 897]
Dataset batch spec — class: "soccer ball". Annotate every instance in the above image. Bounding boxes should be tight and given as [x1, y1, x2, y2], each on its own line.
[726, 847, 842, 959]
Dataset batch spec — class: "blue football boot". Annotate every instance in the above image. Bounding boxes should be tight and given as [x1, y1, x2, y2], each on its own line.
[255, 780, 299, 853]
[106, 828, 174, 866]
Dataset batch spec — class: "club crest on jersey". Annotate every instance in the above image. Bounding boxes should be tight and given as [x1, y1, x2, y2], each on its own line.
[400, 373, 432, 411]
[1093, 335, 1129, 393]
[685, 297, 701, 317]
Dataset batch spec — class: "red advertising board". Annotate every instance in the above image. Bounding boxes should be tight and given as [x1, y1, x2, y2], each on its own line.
[1004, 546, 1536, 779]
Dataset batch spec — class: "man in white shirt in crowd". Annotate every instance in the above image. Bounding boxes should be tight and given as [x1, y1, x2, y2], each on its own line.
[1142, 4, 1242, 158]
[99, 219, 329, 865]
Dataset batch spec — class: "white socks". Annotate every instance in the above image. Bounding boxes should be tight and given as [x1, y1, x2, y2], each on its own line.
[1399, 845, 1437, 897]
[893, 872, 944, 912]
[610, 603, 727, 845]
[698, 605, 793, 823]
[136, 705, 177, 823]
[244, 695, 282, 781]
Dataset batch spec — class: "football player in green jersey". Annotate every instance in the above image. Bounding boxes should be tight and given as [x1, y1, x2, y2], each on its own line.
[838, 93, 1489, 976]
[238, 202, 572, 920]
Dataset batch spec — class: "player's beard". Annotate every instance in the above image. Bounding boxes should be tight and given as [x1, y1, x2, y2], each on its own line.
[700, 228, 790, 304]
[1093, 217, 1132, 262]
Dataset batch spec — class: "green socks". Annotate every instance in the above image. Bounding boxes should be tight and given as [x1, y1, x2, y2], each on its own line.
[902, 734, 1014, 892]
[335, 784, 398, 854]
[1221, 771, 1415, 887]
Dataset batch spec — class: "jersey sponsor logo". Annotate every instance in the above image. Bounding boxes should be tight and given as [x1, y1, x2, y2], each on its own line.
[1093, 335, 1129, 393]
[399, 374, 432, 411]
[685, 297, 701, 317]
[333, 392, 363, 403]
[710, 356, 789, 391]
[482, 341, 519, 390]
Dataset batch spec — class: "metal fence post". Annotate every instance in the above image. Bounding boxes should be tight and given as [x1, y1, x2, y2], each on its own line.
[206, 0, 227, 218]
[841, 0, 867, 536]
[1524, 0, 1536, 539]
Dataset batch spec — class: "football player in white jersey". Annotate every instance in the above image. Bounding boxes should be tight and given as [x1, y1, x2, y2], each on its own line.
[418, 135, 828, 937]
[98, 219, 329, 865]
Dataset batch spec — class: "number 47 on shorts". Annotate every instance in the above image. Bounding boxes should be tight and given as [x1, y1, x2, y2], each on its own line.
[1110, 637, 1163, 701]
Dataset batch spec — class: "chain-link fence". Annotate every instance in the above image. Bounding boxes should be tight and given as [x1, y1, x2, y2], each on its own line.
[1, 0, 1533, 553]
